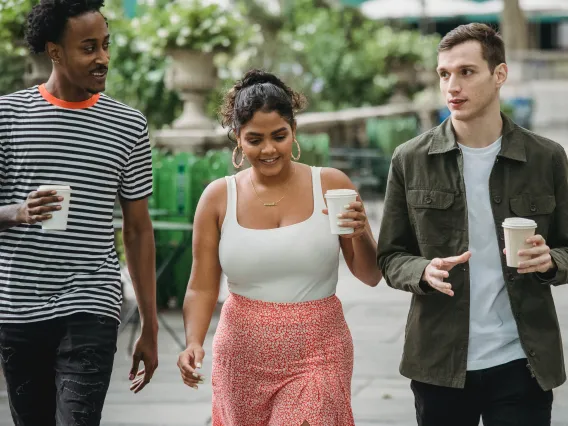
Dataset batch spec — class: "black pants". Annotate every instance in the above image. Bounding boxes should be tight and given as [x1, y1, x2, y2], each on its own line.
[0, 313, 118, 426]
[411, 359, 553, 426]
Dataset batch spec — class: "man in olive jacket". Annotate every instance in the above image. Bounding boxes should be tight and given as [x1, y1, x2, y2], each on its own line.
[378, 23, 568, 426]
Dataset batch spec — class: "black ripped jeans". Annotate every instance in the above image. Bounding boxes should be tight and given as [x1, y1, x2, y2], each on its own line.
[0, 313, 118, 426]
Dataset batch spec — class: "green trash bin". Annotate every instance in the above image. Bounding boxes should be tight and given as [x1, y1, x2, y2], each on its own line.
[148, 147, 164, 211]
[206, 148, 233, 181]
[367, 116, 419, 156]
[297, 134, 316, 166]
[187, 155, 210, 219]
[312, 134, 330, 167]
[152, 152, 196, 307]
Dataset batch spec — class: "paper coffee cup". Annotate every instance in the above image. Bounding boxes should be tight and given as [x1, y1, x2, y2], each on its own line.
[324, 189, 358, 235]
[502, 217, 537, 267]
[37, 185, 72, 231]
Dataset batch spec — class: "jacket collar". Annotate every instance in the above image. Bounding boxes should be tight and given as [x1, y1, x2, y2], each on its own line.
[428, 112, 526, 162]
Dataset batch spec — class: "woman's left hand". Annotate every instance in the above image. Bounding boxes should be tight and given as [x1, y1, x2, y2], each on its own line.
[322, 198, 368, 239]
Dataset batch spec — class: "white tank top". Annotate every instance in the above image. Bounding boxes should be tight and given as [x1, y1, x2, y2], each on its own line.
[219, 167, 340, 303]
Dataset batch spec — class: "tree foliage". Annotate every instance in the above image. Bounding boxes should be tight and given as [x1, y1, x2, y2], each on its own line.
[0, 0, 440, 125]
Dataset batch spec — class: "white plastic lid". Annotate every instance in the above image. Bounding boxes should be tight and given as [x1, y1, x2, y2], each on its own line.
[502, 217, 537, 229]
[38, 185, 71, 191]
[324, 189, 357, 198]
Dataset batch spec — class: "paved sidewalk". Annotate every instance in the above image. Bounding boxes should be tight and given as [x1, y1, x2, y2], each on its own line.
[2, 123, 568, 424]
[2, 201, 568, 425]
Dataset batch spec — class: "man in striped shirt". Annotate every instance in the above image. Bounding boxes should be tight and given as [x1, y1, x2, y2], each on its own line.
[0, 1, 158, 424]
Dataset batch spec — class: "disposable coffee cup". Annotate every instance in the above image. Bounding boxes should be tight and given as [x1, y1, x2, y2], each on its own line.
[502, 217, 537, 267]
[324, 189, 358, 235]
[37, 185, 72, 231]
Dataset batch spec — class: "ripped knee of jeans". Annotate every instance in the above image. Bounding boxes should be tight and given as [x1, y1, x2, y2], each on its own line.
[16, 379, 31, 396]
[0, 344, 16, 363]
[66, 347, 110, 373]
[60, 379, 107, 425]
[60, 378, 106, 399]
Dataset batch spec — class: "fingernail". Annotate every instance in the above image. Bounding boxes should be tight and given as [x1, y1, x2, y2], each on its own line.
[344, 205, 351, 209]
[196, 363, 202, 369]
[336, 214, 343, 218]
[56, 206, 62, 210]
[58, 197, 63, 201]
[337, 222, 343, 226]
[51, 191, 57, 194]
[129, 374, 134, 380]
[192, 373, 199, 378]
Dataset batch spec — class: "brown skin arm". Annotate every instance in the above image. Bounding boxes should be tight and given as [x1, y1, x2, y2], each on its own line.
[177, 179, 225, 390]
[321, 168, 382, 286]
[0, 190, 64, 231]
[119, 197, 159, 393]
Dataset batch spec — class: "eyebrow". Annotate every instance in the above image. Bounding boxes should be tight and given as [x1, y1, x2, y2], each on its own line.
[80, 35, 110, 43]
[437, 64, 479, 72]
[246, 127, 288, 137]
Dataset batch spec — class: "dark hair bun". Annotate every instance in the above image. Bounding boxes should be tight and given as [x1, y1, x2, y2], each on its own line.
[219, 69, 307, 137]
[241, 69, 286, 89]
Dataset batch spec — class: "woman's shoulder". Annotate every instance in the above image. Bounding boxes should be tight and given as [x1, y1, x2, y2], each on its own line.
[203, 176, 229, 200]
[320, 167, 355, 192]
[197, 177, 229, 216]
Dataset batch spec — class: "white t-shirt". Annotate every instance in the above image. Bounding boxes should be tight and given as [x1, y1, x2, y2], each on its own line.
[459, 137, 526, 371]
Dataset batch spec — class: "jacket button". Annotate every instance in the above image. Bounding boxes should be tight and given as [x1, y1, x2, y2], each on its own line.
[493, 196, 502, 204]
[425, 197, 432, 204]
[500, 234, 505, 241]
[507, 273, 515, 281]
[529, 350, 536, 357]
[530, 204, 537, 212]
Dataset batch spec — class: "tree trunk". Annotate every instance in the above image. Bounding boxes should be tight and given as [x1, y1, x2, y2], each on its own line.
[501, 0, 529, 54]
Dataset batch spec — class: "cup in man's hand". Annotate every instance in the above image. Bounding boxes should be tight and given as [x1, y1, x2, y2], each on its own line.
[37, 185, 72, 231]
[502, 217, 537, 267]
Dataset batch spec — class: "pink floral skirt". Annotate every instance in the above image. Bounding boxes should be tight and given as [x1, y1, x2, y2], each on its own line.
[212, 293, 355, 426]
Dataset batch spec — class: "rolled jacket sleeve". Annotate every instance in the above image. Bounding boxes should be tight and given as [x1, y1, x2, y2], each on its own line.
[537, 144, 568, 285]
[377, 149, 432, 295]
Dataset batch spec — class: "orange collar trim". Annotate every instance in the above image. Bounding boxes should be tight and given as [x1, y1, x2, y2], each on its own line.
[38, 84, 100, 109]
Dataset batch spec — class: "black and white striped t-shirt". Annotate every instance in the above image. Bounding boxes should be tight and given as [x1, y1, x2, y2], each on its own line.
[0, 85, 153, 323]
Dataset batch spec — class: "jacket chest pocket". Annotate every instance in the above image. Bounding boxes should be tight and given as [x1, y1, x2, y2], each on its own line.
[509, 195, 556, 238]
[407, 189, 458, 246]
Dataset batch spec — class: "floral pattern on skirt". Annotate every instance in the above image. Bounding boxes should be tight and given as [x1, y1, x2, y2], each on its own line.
[212, 293, 355, 426]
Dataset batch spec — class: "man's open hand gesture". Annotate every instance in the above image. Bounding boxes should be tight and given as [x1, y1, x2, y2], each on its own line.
[422, 252, 472, 296]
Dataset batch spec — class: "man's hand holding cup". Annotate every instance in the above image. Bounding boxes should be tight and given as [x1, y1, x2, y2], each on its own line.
[503, 234, 556, 274]
[422, 251, 472, 297]
[16, 190, 64, 225]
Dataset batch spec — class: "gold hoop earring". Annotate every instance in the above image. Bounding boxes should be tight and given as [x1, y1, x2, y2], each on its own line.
[291, 139, 301, 161]
[232, 145, 245, 168]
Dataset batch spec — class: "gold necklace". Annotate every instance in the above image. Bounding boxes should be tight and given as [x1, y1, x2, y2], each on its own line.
[249, 165, 296, 207]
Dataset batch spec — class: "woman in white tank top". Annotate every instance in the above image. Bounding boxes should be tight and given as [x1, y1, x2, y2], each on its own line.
[177, 70, 382, 426]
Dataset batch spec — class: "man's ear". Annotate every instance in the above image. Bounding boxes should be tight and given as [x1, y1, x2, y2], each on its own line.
[495, 63, 508, 88]
[46, 41, 61, 64]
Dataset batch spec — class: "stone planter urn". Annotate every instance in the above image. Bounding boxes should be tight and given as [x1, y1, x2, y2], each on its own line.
[165, 48, 218, 130]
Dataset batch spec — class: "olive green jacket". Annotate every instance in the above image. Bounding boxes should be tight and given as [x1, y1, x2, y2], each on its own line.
[377, 114, 568, 390]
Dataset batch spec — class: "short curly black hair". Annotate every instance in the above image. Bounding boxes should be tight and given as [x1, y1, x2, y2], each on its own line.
[25, 0, 106, 54]
[219, 69, 307, 143]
